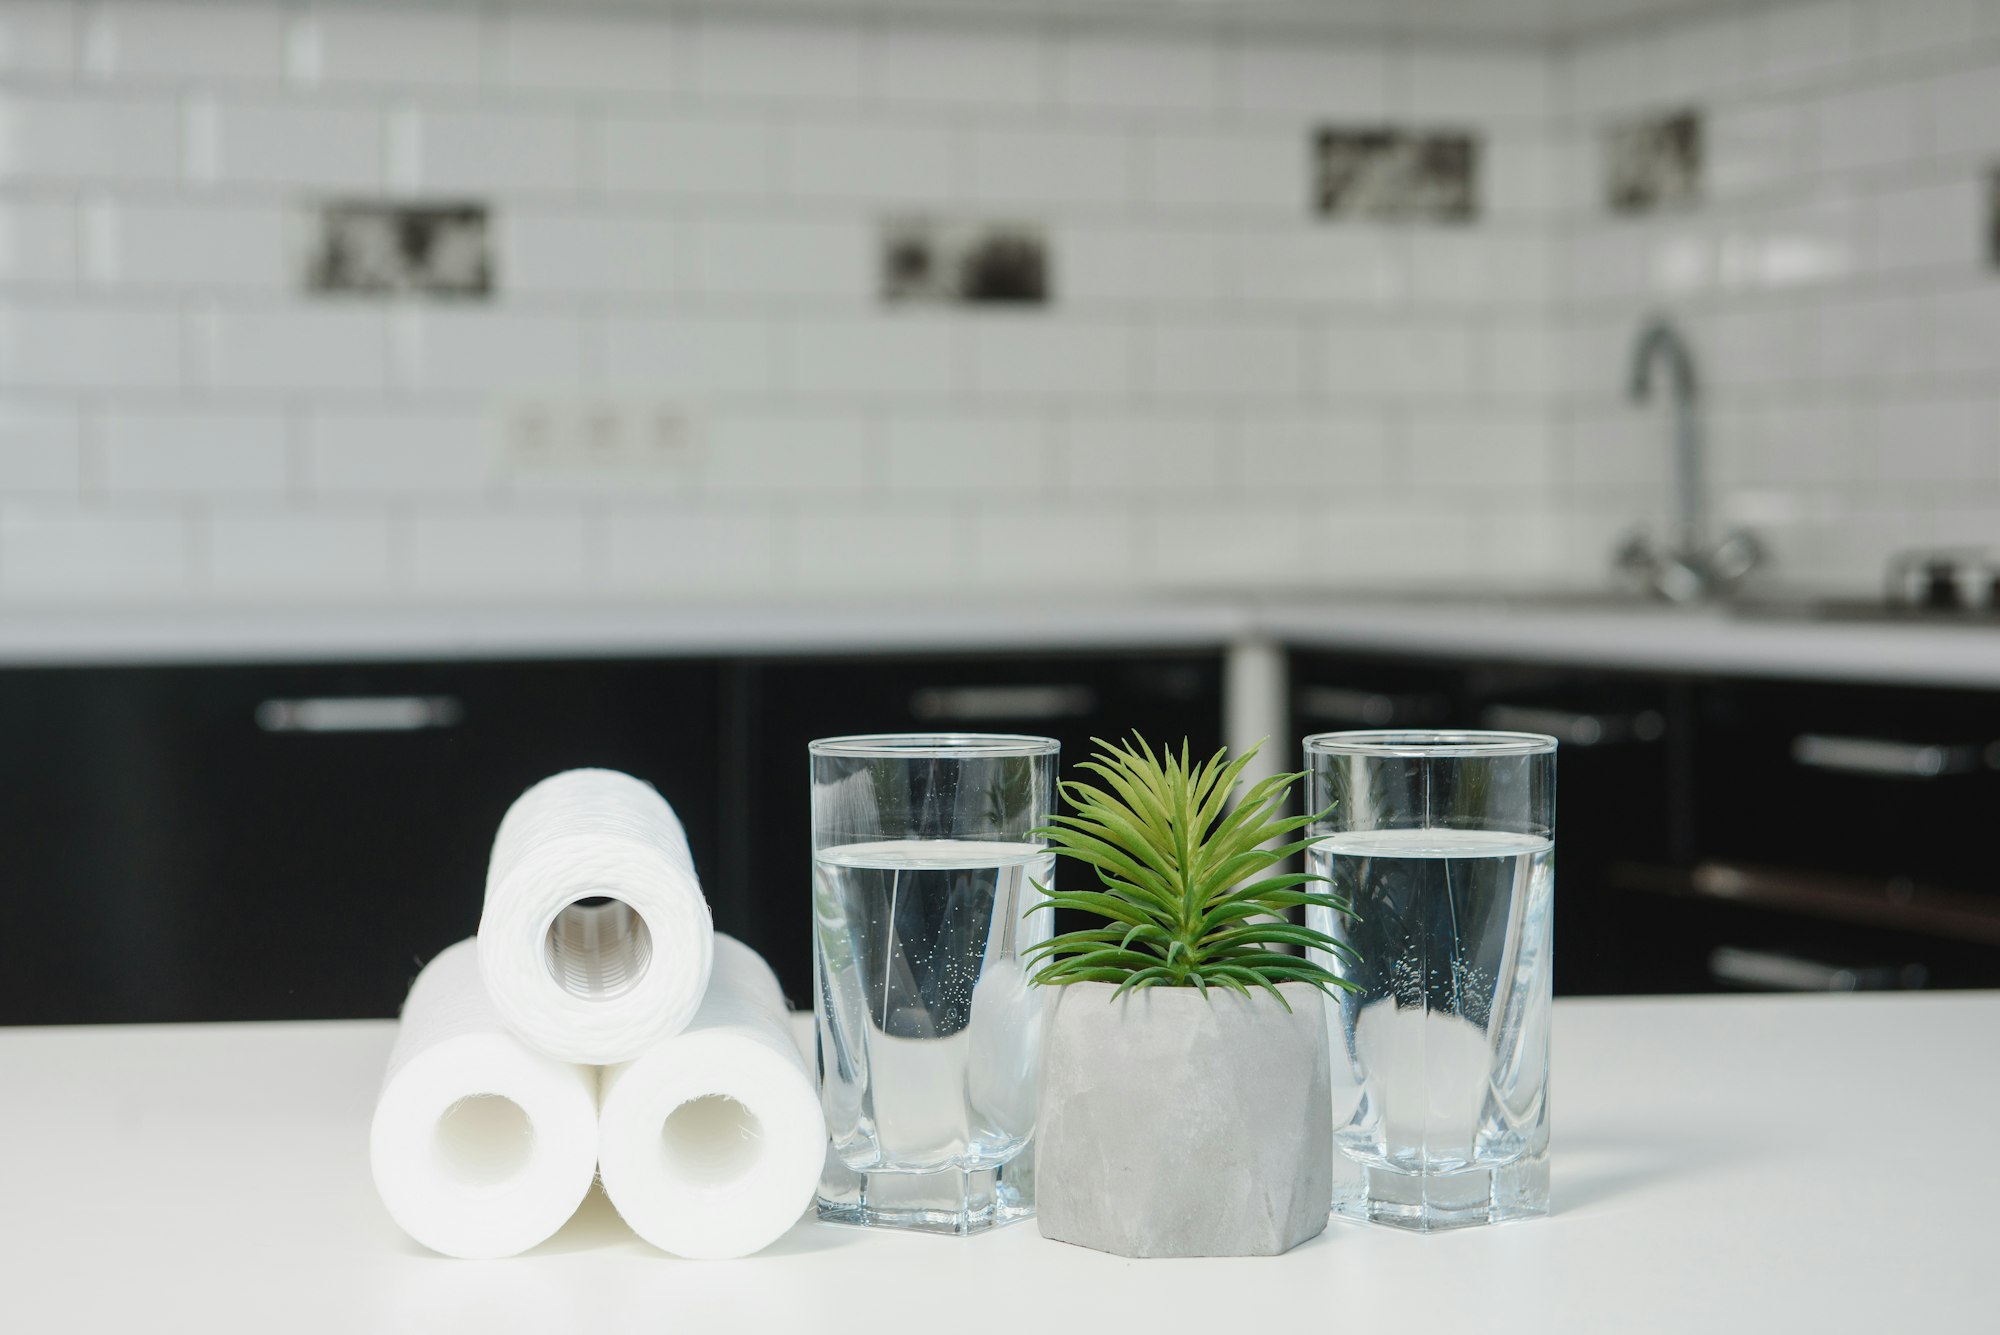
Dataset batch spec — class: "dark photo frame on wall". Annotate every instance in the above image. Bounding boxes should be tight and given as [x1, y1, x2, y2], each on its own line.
[1312, 127, 1480, 223]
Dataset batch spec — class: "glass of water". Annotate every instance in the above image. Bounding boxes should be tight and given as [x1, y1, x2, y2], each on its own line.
[810, 733, 1058, 1235]
[1304, 730, 1556, 1231]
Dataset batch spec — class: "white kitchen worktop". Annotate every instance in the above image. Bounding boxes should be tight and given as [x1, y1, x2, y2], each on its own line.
[1, 992, 1990, 1333]
[5, 593, 2000, 688]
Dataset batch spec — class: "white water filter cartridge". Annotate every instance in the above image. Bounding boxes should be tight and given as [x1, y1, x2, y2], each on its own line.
[369, 940, 599, 1259]
[597, 935, 826, 1259]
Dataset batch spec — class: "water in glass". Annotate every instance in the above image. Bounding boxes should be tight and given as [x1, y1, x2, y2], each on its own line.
[1307, 827, 1554, 1229]
[814, 838, 1052, 1229]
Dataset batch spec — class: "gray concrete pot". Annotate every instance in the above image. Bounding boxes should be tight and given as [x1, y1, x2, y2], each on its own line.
[1036, 979, 1332, 1258]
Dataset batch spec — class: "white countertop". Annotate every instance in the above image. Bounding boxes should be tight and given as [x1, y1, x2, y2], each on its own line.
[4, 593, 2000, 687]
[2, 992, 1990, 1334]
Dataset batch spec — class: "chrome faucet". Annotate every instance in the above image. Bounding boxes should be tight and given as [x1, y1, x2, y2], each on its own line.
[1617, 315, 1762, 601]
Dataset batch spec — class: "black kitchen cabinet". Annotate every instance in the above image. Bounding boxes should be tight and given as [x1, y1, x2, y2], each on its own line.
[722, 649, 1228, 1005]
[0, 648, 1223, 1024]
[1612, 675, 2000, 993]
[12, 637, 2000, 1023]
[1288, 649, 2000, 995]
[0, 658, 722, 1024]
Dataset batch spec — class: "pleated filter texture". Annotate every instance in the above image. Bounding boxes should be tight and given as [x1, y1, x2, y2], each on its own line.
[598, 934, 826, 1259]
[479, 768, 714, 1065]
[369, 939, 600, 1259]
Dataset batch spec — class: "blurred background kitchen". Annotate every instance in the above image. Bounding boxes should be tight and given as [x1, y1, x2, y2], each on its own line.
[5, 0, 2000, 1024]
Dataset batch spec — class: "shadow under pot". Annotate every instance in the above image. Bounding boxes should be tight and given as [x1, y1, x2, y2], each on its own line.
[1035, 980, 1332, 1258]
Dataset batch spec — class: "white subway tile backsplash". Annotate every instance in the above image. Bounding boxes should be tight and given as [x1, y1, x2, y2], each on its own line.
[0, 403, 82, 495]
[0, 303, 180, 388]
[1815, 291, 1929, 384]
[1406, 411, 1552, 491]
[1869, 396, 1991, 483]
[1736, 191, 1861, 290]
[782, 121, 957, 205]
[1323, 318, 1475, 400]
[0, 504, 190, 597]
[596, 114, 777, 198]
[967, 126, 1133, 209]
[787, 315, 959, 400]
[1815, 82, 1923, 174]
[1056, 34, 1220, 115]
[494, 13, 675, 96]
[0, 3, 74, 75]
[964, 319, 1135, 402]
[1061, 224, 1228, 306]
[1145, 320, 1307, 401]
[702, 411, 874, 493]
[1564, 32, 1665, 118]
[0, 197, 78, 284]
[790, 504, 964, 590]
[0, 3, 1673, 605]
[97, 408, 289, 495]
[195, 306, 388, 391]
[1142, 130, 1303, 215]
[972, 505, 1140, 589]
[206, 508, 393, 594]
[1927, 286, 2000, 376]
[1408, 49, 1552, 121]
[0, 93, 182, 183]
[1408, 231, 1498, 305]
[1863, 177, 1982, 272]
[289, 7, 482, 89]
[408, 508, 590, 593]
[1056, 413, 1222, 493]
[601, 507, 782, 593]
[870, 25, 1046, 111]
[211, 99, 382, 188]
[1139, 501, 1304, 587]
[692, 18, 865, 104]
[1233, 230, 1410, 308]
[599, 314, 781, 397]
[1928, 59, 2000, 158]
[1226, 42, 1392, 118]
[1758, 2, 1862, 86]
[84, 3, 284, 82]
[1660, 12, 1755, 102]
[1707, 102, 1807, 199]
[1482, 320, 1562, 400]
[393, 309, 585, 392]
[687, 215, 870, 300]
[1759, 402, 1862, 486]
[1484, 131, 1567, 217]
[883, 414, 1047, 494]
[305, 410, 498, 495]
[82, 198, 288, 289]
[1233, 411, 1390, 493]
[1865, 0, 1979, 60]
[405, 106, 581, 194]
[503, 210, 678, 297]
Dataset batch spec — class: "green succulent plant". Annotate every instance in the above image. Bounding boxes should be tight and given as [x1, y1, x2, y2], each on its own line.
[1024, 734, 1360, 1008]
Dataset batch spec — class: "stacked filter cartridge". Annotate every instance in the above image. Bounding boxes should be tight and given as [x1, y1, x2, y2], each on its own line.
[369, 768, 825, 1260]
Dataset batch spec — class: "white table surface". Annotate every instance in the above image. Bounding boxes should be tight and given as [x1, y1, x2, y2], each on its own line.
[2, 992, 1992, 1334]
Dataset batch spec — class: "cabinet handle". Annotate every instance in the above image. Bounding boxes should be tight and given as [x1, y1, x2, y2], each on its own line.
[1296, 685, 1448, 726]
[1613, 859, 2000, 947]
[1706, 946, 1922, 993]
[1790, 734, 1978, 778]
[1479, 704, 1664, 746]
[907, 685, 1096, 722]
[255, 695, 463, 733]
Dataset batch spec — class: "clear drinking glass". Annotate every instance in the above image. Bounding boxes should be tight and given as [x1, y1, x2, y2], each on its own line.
[811, 733, 1058, 1235]
[1304, 730, 1556, 1231]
